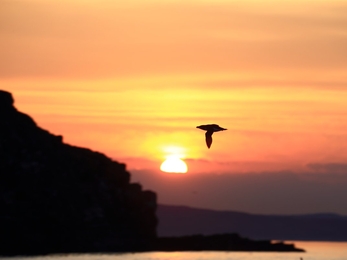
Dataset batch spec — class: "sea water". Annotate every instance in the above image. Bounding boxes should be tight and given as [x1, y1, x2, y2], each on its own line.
[1, 241, 346, 260]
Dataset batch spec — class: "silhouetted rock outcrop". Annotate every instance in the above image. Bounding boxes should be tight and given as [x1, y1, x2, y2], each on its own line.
[0, 90, 157, 255]
[0, 90, 304, 255]
[154, 234, 304, 252]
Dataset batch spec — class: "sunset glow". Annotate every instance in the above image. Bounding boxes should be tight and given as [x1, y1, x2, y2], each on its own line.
[2, 0, 347, 214]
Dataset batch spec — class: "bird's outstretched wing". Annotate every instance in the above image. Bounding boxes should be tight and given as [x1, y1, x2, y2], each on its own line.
[197, 124, 227, 132]
[205, 131, 213, 149]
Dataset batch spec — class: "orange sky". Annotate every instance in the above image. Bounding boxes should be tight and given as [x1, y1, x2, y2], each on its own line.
[1, 0, 347, 213]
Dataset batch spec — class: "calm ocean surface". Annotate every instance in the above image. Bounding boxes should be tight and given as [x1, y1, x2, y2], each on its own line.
[1, 242, 346, 260]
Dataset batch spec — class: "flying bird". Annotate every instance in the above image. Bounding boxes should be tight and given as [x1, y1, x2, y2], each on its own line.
[196, 124, 227, 149]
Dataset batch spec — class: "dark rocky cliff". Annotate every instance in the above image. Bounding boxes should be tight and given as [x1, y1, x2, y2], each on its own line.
[0, 90, 157, 255]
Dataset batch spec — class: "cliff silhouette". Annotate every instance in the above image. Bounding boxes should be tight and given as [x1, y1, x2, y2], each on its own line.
[0, 90, 304, 255]
[0, 90, 157, 255]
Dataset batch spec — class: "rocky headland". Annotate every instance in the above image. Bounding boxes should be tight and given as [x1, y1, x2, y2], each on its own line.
[0, 90, 157, 255]
[0, 90, 304, 255]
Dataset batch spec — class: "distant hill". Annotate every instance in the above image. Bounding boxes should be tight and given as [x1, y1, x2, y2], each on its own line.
[157, 204, 347, 241]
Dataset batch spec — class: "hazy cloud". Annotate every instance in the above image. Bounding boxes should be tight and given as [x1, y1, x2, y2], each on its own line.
[1, 0, 347, 79]
[131, 168, 347, 215]
[307, 163, 347, 173]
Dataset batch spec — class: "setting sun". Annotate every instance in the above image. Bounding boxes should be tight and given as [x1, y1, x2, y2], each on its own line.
[160, 155, 188, 174]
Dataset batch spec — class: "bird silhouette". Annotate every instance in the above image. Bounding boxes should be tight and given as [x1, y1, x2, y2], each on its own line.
[196, 124, 227, 149]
